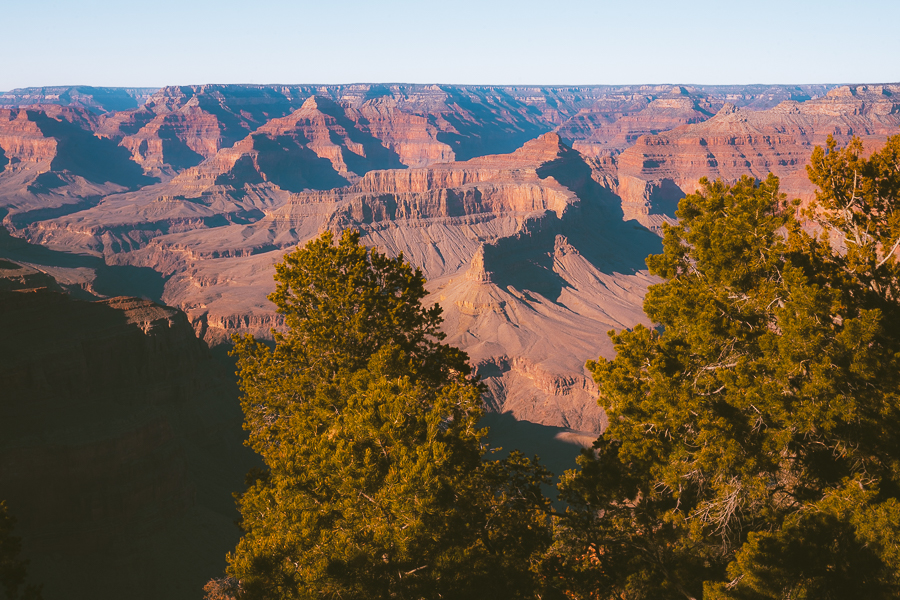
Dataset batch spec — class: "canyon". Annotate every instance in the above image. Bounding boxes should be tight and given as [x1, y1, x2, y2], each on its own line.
[1, 82, 899, 599]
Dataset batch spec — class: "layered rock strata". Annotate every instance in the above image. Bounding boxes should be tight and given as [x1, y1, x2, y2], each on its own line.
[6, 132, 660, 431]
[557, 89, 716, 156]
[4, 81, 899, 600]
[3, 83, 842, 184]
[613, 85, 900, 229]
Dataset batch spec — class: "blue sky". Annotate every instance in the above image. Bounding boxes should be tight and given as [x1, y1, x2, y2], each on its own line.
[3, 0, 898, 89]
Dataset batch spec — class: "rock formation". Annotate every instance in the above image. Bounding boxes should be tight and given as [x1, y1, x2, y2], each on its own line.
[557, 88, 716, 157]
[612, 85, 900, 229]
[95, 85, 314, 178]
[12, 132, 659, 431]
[0, 264, 256, 600]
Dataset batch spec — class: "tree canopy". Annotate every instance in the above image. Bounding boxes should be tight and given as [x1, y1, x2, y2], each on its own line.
[549, 135, 900, 599]
[224, 230, 552, 599]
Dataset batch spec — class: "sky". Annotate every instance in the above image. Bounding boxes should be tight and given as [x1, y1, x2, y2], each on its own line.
[2, 0, 899, 90]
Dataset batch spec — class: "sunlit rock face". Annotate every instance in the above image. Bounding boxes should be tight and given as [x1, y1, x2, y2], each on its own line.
[613, 85, 900, 230]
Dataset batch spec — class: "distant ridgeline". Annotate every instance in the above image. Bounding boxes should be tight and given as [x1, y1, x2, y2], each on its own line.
[0, 82, 836, 112]
[0, 85, 160, 113]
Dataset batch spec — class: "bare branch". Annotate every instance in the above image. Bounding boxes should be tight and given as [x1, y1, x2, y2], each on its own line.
[876, 236, 900, 268]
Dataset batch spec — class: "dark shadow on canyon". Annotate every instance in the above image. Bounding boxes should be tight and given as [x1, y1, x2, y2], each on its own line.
[250, 134, 351, 192]
[69, 86, 151, 113]
[647, 178, 684, 220]
[192, 86, 303, 144]
[156, 129, 206, 171]
[29, 110, 157, 189]
[309, 95, 407, 173]
[0, 226, 168, 303]
[434, 87, 552, 161]
[0, 286, 258, 600]
[484, 146, 663, 302]
[481, 411, 595, 508]
[110, 109, 156, 136]
[6, 195, 104, 227]
[92, 264, 169, 301]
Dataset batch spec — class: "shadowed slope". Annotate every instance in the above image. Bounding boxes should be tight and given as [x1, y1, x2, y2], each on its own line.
[0, 279, 256, 600]
[31, 110, 155, 189]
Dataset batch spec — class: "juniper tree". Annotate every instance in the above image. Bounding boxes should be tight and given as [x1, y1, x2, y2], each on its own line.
[225, 230, 552, 600]
[547, 135, 900, 599]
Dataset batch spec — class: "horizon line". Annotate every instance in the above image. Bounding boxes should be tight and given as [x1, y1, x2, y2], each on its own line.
[4, 81, 900, 94]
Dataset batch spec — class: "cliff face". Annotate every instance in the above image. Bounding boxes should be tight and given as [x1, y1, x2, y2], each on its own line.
[0, 267, 255, 600]
[613, 85, 900, 229]
[168, 96, 414, 193]
[2, 83, 848, 186]
[558, 90, 716, 156]
[4, 130, 660, 431]
[343, 97, 455, 167]
[0, 108, 62, 167]
[96, 86, 310, 178]
[159, 133, 659, 431]
[0, 106, 155, 230]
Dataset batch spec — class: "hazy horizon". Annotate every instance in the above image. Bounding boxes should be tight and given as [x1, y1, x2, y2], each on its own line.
[4, 0, 898, 91]
[4, 81, 897, 95]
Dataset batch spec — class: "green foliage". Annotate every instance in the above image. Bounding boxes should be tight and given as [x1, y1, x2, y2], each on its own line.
[552, 135, 900, 599]
[226, 230, 552, 599]
[806, 135, 900, 301]
[0, 502, 41, 600]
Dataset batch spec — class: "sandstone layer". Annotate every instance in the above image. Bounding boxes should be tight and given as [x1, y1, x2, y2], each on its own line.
[6, 131, 660, 431]
[3, 84, 842, 185]
[557, 88, 716, 157]
[612, 85, 900, 230]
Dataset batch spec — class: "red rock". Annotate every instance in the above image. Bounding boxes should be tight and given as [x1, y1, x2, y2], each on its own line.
[343, 96, 454, 167]
[167, 96, 399, 194]
[97, 85, 309, 178]
[2, 82, 891, 433]
[613, 85, 900, 229]
[0, 108, 61, 167]
[558, 88, 715, 157]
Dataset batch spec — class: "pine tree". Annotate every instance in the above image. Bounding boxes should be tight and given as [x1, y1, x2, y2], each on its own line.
[548, 134, 900, 599]
[224, 230, 552, 599]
